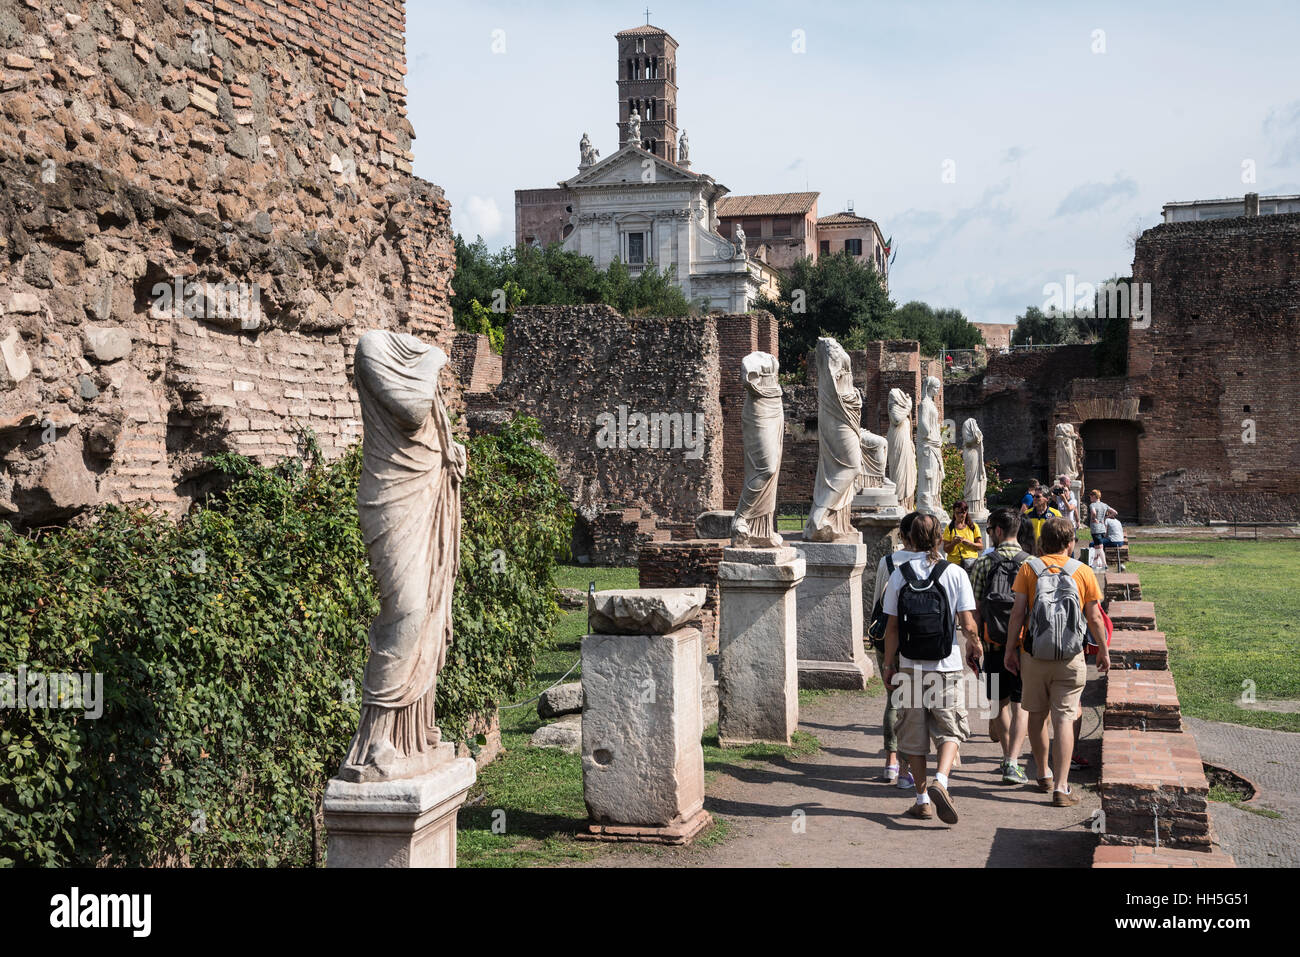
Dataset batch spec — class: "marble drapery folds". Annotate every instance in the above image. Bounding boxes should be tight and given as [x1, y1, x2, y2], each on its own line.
[886, 388, 916, 510]
[805, 338, 862, 542]
[731, 351, 784, 548]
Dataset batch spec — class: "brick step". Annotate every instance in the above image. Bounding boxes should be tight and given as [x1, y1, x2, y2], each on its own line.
[1109, 600, 1157, 630]
[1105, 572, 1142, 601]
[1093, 845, 1235, 868]
[1105, 669, 1182, 731]
[1101, 729, 1211, 852]
[1109, 630, 1169, 670]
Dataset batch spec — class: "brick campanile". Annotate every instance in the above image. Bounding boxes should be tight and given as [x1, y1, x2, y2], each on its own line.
[616, 24, 679, 162]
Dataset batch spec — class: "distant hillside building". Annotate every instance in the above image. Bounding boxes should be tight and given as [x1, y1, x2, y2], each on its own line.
[1162, 191, 1300, 222]
[973, 322, 1014, 351]
[815, 210, 890, 286]
[715, 192, 821, 271]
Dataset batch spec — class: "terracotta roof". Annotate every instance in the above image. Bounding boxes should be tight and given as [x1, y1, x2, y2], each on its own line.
[616, 24, 673, 37]
[716, 192, 819, 217]
[817, 212, 877, 226]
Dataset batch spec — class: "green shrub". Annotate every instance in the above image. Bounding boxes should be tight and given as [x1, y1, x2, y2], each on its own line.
[0, 415, 571, 866]
[940, 442, 1008, 517]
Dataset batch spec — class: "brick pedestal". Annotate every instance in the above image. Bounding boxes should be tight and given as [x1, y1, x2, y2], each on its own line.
[1105, 668, 1182, 731]
[1109, 600, 1157, 631]
[1100, 729, 1211, 852]
[1105, 572, 1142, 601]
[1109, 630, 1169, 670]
[1093, 845, 1235, 868]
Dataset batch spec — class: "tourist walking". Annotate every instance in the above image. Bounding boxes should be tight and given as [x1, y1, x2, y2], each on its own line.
[968, 508, 1031, 785]
[1004, 518, 1111, 805]
[1022, 490, 1061, 553]
[867, 511, 924, 790]
[881, 514, 981, 824]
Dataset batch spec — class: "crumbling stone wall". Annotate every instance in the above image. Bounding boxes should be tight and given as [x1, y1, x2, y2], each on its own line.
[1125, 213, 1300, 522]
[485, 304, 726, 552]
[0, 0, 454, 526]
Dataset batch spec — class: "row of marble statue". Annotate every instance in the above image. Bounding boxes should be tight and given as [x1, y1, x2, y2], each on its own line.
[732, 337, 986, 550]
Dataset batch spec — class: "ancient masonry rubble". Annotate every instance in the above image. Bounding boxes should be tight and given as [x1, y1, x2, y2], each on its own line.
[0, 0, 455, 526]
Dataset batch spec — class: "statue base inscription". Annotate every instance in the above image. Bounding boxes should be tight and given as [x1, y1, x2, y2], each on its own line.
[323, 746, 475, 868]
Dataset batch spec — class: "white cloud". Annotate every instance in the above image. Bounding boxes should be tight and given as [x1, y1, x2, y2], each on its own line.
[454, 195, 505, 243]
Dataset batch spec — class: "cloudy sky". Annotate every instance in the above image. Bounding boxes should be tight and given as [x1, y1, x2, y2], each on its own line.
[406, 0, 1300, 326]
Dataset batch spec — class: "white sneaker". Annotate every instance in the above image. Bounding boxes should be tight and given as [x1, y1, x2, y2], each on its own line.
[897, 770, 915, 790]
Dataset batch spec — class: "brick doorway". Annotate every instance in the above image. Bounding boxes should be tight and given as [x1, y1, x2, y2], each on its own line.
[1081, 419, 1140, 521]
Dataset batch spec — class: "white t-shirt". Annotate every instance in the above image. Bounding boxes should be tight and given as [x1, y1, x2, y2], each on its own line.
[1088, 501, 1109, 535]
[882, 557, 975, 672]
[1105, 517, 1125, 542]
[871, 548, 925, 610]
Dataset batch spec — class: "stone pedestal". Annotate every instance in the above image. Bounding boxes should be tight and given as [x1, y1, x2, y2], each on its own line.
[579, 609, 711, 845]
[851, 511, 904, 613]
[716, 546, 804, 746]
[789, 535, 873, 689]
[323, 746, 475, 868]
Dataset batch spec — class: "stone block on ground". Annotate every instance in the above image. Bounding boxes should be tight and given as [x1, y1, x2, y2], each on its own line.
[1105, 572, 1141, 601]
[530, 713, 582, 753]
[789, 537, 871, 689]
[1092, 844, 1235, 868]
[717, 550, 804, 746]
[1105, 668, 1182, 731]
[1101, 728, 1211, 852]
[1109, 630, 1169, 670]
[537, 681, 584, 718]
[1109, 600, 1157, 631]
[580, 624, 708, 841]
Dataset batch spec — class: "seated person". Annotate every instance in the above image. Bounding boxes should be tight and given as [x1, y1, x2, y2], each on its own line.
[942, 501, 984, 567]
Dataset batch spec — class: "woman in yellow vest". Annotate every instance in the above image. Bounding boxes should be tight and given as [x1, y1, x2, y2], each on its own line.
[943, 500, 984, 569]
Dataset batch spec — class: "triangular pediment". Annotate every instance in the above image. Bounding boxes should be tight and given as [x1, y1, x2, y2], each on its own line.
[562, 145, 699, 189]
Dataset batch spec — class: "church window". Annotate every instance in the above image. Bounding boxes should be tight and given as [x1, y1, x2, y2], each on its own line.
[628, 232, 645, 264]
[648, 99, 655, 120]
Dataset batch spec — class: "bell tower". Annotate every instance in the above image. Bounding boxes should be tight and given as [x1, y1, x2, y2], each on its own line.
[615, 23, 679, 163]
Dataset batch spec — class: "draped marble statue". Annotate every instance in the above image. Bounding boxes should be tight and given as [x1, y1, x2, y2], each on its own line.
[855, 429, 890, 491]
[805, 338, 862, 542]
[579, 132, 599, 168]
[627, 112, 641, 147]
[340, 330, 466, 783]
[915, 376, 949, 525]
[886, 388, 917, 510]
[731, 351, 784, 548]
[1056, 422, 1081, 482]
[962, 418, 987, 522]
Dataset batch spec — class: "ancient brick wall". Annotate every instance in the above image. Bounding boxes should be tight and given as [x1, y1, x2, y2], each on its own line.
[0, 0, 454, 525]
[493, 304, 726, 540]
[1126, 214, 1300, 522]
[449, 332, 502, 395]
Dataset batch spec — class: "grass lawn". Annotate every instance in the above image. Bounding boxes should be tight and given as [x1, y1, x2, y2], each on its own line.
[457, 563, 823, 866]
[1129, 541, 1300, 733]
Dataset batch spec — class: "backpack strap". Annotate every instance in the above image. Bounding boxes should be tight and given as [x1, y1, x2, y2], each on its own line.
[1063, 558, 1084, 576]
[1027, 556, 1047, 578]
[899, 561, 920, 584]
[1013, 550, 1030, 564]
[926, 559, 949, 585]
[884, 553, 896, 574]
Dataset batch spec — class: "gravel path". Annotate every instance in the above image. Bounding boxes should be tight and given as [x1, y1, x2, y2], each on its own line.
[1185, 716, 1300, 867]
[592, 677, 1106, 867]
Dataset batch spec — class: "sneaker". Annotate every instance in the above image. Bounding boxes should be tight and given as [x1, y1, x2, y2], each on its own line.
[995, 758, 1009, 776]
[879, 765, 899, 783]
[1002, 763, 1029, 785]
[927, 783, 959, 824]
[1070, 755, 1091, 770]
[1052, 788, 1080, 807]
[904, 801, 933, 820]
[897, 770, 915, 790]
[1037, 776, 1054, 793]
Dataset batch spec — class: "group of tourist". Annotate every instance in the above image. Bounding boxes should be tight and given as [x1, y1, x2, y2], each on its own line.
[866, 476, 1122, 825]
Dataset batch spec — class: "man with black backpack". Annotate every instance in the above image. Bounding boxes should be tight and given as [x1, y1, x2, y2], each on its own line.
[967, 508, 1030, 785]
[1004, 517, 1111, 806]
[867, 511, 925, 789]
[881, 513, 981, 824]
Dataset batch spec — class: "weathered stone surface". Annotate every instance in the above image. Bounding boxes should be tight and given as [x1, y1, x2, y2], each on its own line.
[581, 626, 705, 828]
[587, 587, 705, 635]
[789, 538, 872, 689]
[695, 509, 734, 539]
[537, 682, 584, 719]
[323, 747, 474, 868]
[717, 554, 804, 746]
[82, 325, 132, 362]
[0, 328, 32, 388]
[6, 292, 40, 314]
[530, 714, 582, 753]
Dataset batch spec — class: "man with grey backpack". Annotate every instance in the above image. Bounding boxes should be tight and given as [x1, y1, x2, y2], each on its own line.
[1003, 517, 1110, 806]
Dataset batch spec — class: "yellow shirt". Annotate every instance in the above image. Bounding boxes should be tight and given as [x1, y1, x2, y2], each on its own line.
[943, 522, 982, 562]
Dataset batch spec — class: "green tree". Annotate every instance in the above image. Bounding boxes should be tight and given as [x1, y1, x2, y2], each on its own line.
[1011, 305, 1080, 346]
[888, 301, 983, 355]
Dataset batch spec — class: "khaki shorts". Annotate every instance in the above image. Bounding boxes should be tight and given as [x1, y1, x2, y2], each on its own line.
[893, 670, 970, 757]
[1020, 652, 1087, 721]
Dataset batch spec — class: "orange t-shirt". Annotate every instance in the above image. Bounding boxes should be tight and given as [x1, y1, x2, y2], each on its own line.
[1010, 553, 1102, 649]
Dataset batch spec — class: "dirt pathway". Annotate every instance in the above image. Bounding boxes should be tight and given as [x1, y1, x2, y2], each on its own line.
[593, 677, 1105, 867]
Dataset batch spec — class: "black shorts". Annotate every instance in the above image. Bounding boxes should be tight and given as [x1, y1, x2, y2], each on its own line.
[983, 644, 1023, 704]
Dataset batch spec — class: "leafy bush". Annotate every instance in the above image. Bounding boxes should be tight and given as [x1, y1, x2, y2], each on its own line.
[940, 442, 1008, 517]
[0, 416, 570, 866]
